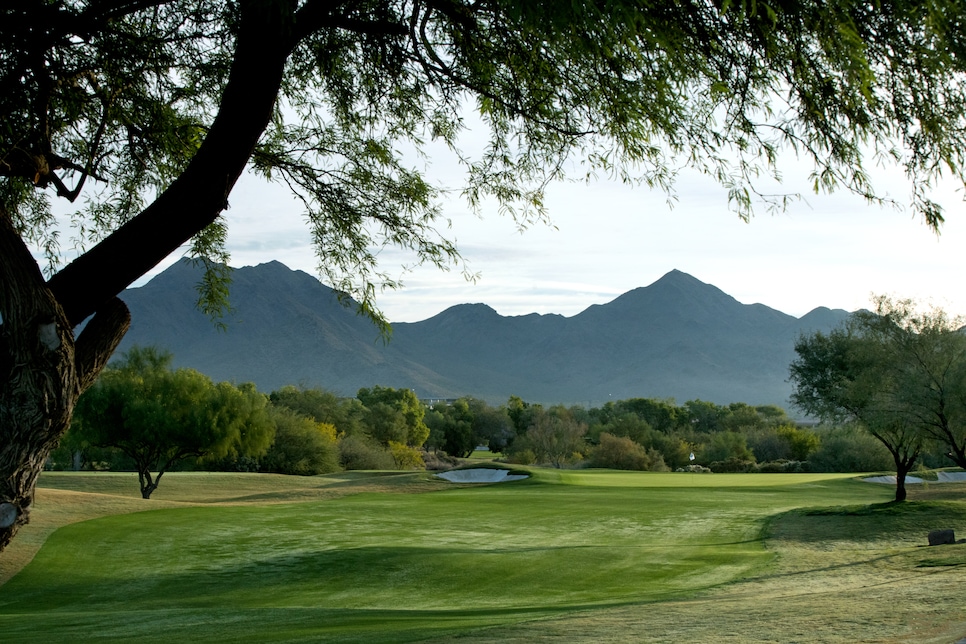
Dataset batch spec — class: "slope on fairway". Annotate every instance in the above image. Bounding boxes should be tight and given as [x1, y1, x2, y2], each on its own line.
[0, 470, 891, 643]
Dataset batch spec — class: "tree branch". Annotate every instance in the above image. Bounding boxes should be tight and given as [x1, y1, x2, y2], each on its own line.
[74, 297, 131, 393]
[47, 0, 299, 327]
[293, 0, 408, 43]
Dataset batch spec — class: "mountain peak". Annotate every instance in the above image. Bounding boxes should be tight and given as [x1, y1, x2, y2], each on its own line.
[120, 260, 852, 406]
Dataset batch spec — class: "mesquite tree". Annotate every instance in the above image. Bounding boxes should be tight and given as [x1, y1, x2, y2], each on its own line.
[788, 297, 966, 502]
[72, 347, 274, 498]
[3, 1, 966, 550]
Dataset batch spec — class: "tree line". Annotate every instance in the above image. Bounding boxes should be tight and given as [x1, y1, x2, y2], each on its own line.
[57, 347, 434, 498]
[59, 333, 966, 501]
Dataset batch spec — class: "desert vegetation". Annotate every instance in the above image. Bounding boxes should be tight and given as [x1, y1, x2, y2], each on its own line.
[51, 345, 961, 505]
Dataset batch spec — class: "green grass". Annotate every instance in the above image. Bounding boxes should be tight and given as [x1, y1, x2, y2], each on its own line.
[1, 469, 964, 642]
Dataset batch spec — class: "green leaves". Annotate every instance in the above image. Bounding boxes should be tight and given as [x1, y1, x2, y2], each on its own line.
[73, 346, 275, 497]
[6, 0, 966, 326]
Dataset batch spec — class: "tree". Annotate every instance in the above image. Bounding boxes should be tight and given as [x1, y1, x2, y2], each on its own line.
[357, 386, 430, 447]
[856, 297, 966, 471]
[701, 430, 756, 468]
[3, 0, 966, 549]
[269, 385, 364, 435]
[520, 408, 587, 469]
[72, 347, 274, 498]
[789, 303, 934, 501]
[388, 441, 425, 470]
[615, 398, 680, 434]
[425, 398, 475, 458]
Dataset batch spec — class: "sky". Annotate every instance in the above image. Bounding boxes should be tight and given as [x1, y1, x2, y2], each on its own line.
[124, 148, 966, 325]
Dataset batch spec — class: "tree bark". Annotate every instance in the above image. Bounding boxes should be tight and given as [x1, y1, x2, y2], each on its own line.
[892, 452, 919, 503]
[0, 207, 128, 551]
[894, 469, 908, 502]
[137, 468, 160, 500]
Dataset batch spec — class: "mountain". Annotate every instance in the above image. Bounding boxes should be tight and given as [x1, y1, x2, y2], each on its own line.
[116, 260, 850, 407]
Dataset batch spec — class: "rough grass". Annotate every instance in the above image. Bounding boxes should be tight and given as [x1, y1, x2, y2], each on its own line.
[0, 470, 964, 642]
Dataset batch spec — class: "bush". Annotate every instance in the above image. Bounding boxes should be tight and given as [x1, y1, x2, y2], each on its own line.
[423, 450, 461, 471]
[709, 457, 756, 473]
[338, 434, 395, 470]
[261, 407, 340, 475]
[591, 433, 652, 470]
[506, 448, 537, 465]
[589, 433, 671, 472]
[754, 459, 809, 473]
[701, 431, 756, 465]
[388, 441, 426, 470]
[676, 464, 712, 473]
[808, 425, 894, 472]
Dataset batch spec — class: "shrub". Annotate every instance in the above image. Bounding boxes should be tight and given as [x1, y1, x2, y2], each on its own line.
[338, 434, 395, 470]
[591, 433, 651, 470]
[677, 464, 712, 473]
[701, 431, 756, 465]
[261, 407, 340, 475]
[709, 457, 756, 473]
[506, 448, 537, 465]
[423, 450, 461, 471]
[808, 425, 894, 472]
[389, 441, 426, 470]
[754, 460, 808, 473]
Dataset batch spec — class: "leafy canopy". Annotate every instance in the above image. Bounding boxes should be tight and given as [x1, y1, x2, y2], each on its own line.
[4, 0, 966, 327]
[788, 296, 966, 498]
[73, 346, 275, 497]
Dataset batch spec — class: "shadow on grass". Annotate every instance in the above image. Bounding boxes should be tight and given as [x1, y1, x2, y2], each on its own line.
[766, 500, 966, 544]
[0, 539, 728, 617]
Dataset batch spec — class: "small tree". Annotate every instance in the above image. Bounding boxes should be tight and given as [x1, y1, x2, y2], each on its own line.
[338, 434, 395, 471]
[591, 433, 654, 471]
[790, 306, 929, 501]
[523, 409, 587, 469]
[73, 347, 274, 498]
[357, 386, 430, 448]
[269, 385, 364, 435]
[701, 431, 756, 467]
[388, 441, 426, 470]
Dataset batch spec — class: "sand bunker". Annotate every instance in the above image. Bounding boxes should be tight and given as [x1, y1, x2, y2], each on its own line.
[864, 471, 966, 484]
[863, 475, 925, 484]
[436, 468, 529, 483]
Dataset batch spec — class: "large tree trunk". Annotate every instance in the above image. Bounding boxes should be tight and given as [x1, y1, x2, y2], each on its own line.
[0, 0, 292, 553]
[45, 0, 296, 327]
[0, 208, 130, 551]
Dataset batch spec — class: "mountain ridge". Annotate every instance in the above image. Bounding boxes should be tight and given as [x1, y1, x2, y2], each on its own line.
[116, 260, 851, 407]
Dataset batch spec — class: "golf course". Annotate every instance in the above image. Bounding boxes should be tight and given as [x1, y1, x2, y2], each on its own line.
[0, 467, 964, 643]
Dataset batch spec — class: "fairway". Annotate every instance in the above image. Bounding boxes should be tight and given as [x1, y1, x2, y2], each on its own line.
[1, 469, 964, 642]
